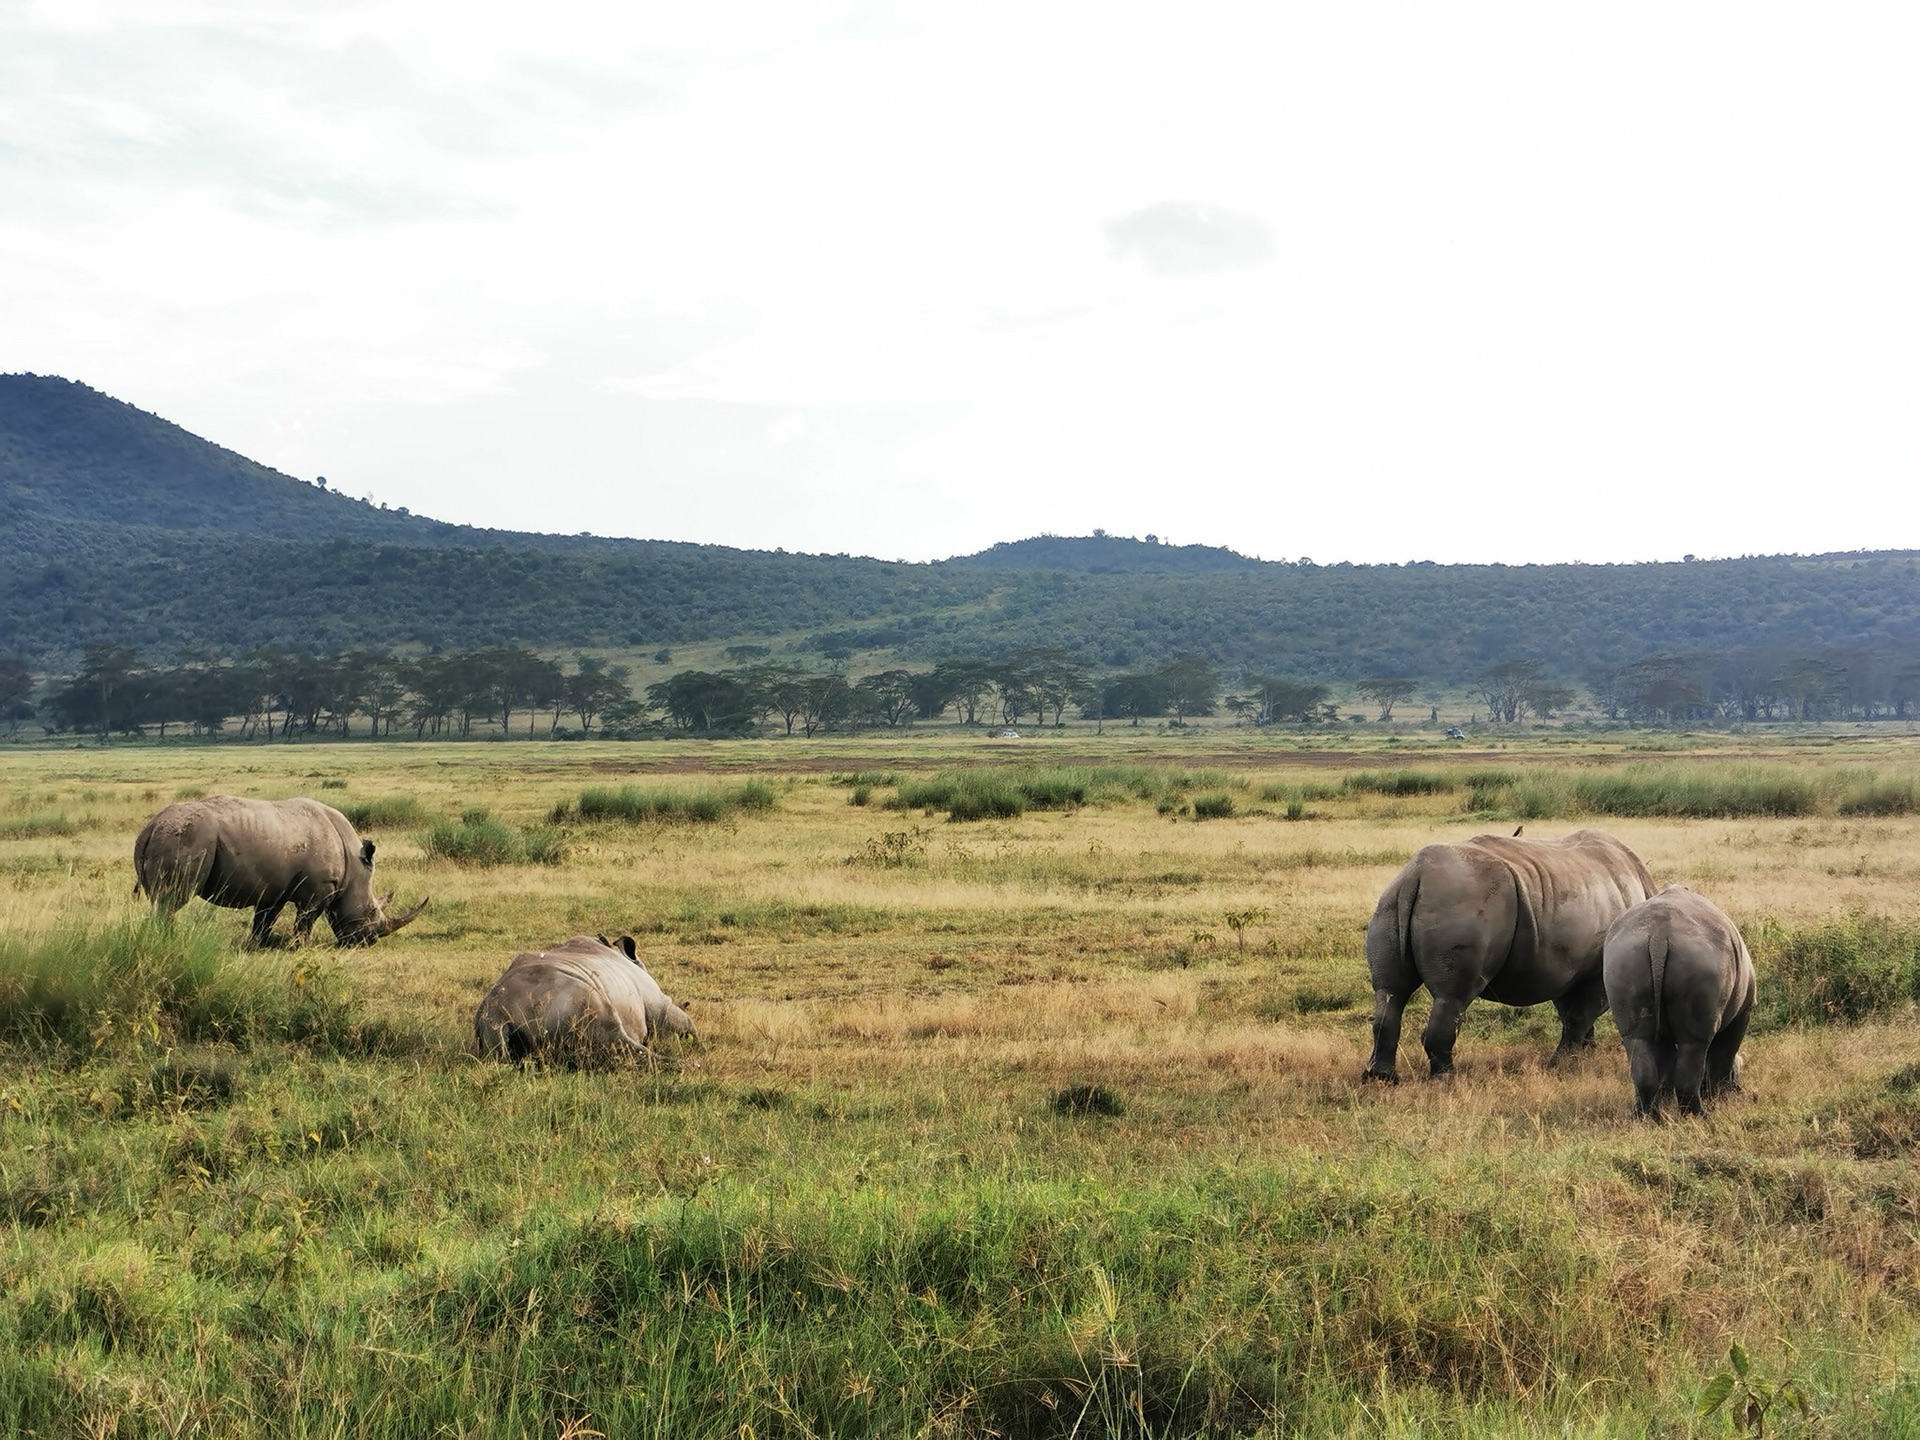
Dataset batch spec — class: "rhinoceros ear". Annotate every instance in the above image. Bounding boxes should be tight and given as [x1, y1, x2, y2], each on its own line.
[362, 840, 377, 866]
[619, 935, 638, 961]
[596, 933, 611, 947]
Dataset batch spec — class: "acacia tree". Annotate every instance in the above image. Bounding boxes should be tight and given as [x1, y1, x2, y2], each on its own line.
[1356, 675, 1418, 721]
[1157, 657, 1219, 723]
[1479, 659, 1545, 725]
[565, 657, 633, 736]
[930, 659, 997, 726]
[853, 669, 917, 727]
[1244, 674, 1329, 724]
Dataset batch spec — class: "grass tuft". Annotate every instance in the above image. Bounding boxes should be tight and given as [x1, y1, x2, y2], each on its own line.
[1049, 1083, 1126, 1117]
[339, 794, 428, 829]
[423, 810, 568, 866]
[1752, 913, 1920, 1027]
[0, 918, 382, 1053]
[571, 783, 776, 824]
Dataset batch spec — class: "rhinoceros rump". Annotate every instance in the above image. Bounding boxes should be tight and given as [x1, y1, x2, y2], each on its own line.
[1363, 828, 1655, 1081]
[474, 934, 696, 1067]
[1603, 886, 1756, 1119]
[134, 796, 427, 946]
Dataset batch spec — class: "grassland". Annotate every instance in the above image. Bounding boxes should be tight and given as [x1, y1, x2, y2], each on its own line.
[3, 730, 1920, 1436]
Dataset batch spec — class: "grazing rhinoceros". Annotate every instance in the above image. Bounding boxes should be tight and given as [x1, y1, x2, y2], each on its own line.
[1603, 886, 1756, 1119]
[134, 796, 427, 947]
[474, 934, 696, 1067]
[1363, 828, 1655, 1081]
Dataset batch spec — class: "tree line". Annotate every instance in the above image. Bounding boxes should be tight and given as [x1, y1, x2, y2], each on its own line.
[7, 645, 1342, 742]
[7, 638, 1918, 743]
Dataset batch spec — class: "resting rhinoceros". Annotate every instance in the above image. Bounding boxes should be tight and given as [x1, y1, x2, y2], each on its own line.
[1363, 828, 1655, 1081]
[134, 796, 427, 947]
[1603, 886, 1756, 1119]
[474, 934, 696, 1067]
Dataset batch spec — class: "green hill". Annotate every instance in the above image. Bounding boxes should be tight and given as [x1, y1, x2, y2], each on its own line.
[4, 374, 1919, 688]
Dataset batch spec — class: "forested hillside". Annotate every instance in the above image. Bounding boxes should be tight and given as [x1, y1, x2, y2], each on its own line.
[4, 375, 1919, 697]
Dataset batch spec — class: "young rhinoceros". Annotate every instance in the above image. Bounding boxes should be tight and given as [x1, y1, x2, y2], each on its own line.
[1603, 886, 1756, 1120]
[474, 934, 696, 1067]
[134, 796, 428, 947]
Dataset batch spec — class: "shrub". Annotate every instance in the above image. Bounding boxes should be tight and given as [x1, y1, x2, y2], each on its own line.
[1837, 778, 1920, 817]
[339, 795, 427, 829]
[849, 785, 872, 807]
[0, 918, 373, 1052]
[1751, 913, 1920, 1027]
[573, 784, 774, 825]
[1050, 1083, 1125, 1117]
[1343, 770, 1454, 796]
[1572, 765, 1817, 819]
[894, 775, 1026, 821]
[423, 811, 520, 866]
[423, 811, 567, 866]
[1190, 792, 1236, 819]
[0, 814, 79, 839]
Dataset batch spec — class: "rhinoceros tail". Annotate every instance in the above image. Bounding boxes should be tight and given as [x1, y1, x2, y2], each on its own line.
[1648, 929, 1668, 1042]
[1393, 867, 1420, 978]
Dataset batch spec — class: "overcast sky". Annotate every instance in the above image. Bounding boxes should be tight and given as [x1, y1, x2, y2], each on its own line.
[4, 2, 1916, 564]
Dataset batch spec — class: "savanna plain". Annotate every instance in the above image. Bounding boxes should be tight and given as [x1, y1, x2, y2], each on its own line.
[5, 729, 1920, 1438]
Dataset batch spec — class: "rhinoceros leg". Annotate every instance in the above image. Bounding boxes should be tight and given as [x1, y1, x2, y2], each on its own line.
[1622, 1036, 1667, 1120]
[249, 900, 288, 948]
[1548, 973, 1610, 1064]
[1672, 1041, 1711, 1117]
[1421, 992, 1472, 1077]
[1364, 987, 1415, 1082]
[1704, 1008, 1750, 1098]
[290, 900, 327, 946]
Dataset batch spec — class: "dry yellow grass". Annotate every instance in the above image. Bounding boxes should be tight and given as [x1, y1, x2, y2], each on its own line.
[5, 733, 1920, 1433]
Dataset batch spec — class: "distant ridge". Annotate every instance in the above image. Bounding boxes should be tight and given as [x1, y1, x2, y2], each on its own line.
[0, 374, 457, 543]
[951, 534, 1262, 574]
[4, 373, 1920, 682]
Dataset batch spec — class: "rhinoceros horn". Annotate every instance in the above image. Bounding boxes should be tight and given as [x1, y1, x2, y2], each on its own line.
[349, 893, 428, 944]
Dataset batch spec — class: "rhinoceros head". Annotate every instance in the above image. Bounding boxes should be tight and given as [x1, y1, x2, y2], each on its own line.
[333, 838, 429, 946]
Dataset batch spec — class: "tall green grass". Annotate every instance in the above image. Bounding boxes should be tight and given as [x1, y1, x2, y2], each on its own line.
[1461, 763, 1920, 820]
[421, 808, 568, 867]
[1751, 913, 1920, 1028]
[889, 764, 1238, 821]
[338, 794, 428, 829]
[567, 782, 777, 824]
[1342, 769, 1454, 796]
[0, 918, 376, 1052]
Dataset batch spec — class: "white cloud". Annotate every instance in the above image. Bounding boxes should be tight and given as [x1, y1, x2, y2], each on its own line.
[1, 1, 1917, 562]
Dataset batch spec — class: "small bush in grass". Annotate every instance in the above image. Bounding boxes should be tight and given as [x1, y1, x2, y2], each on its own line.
[0, 919, 377, 1052]
[1752, 913, 1920, 1027]
[424, 810, 520, 865]
[0, 814, 79, 839]
[1050, 1083, 1125, 1117]
[1573, 765, 1816, 819]
[518, 827, 570, 866]
[1838, 778, 1920, 817]
[894, 775, 1025, 821]
[1464, 771, 1523, 811]
[574, 784, 773, 824]
[424, 811, 568, 866]
[849, 785, 872, 806]
[339, 794, 427, 829]
[1343, 770, 1454, 796]
[1191, 792, 1236, 819]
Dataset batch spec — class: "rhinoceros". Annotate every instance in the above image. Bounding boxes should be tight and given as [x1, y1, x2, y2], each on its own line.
[134, 796, 427, 947]
[1603, 886, 1756, 1119]
[1363, 828, 1655, 1081]
[474, 934, 696, 1067]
